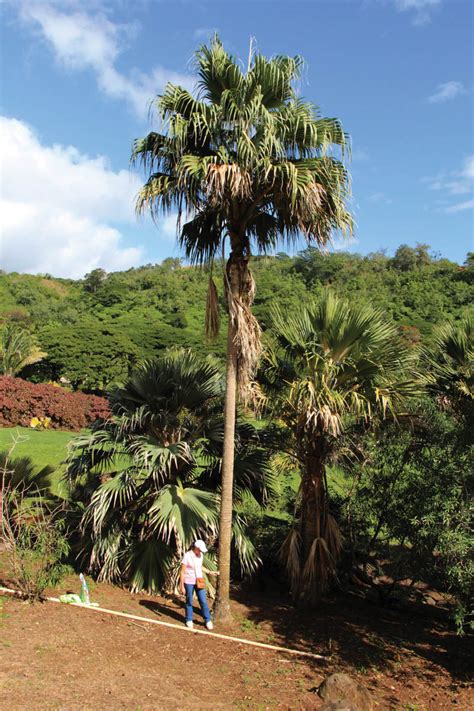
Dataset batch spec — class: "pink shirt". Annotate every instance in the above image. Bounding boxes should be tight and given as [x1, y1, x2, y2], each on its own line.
[182, 550, 204, 584]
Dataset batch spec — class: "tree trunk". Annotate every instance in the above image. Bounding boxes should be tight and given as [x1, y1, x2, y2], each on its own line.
[214, 261, 239, 623]
[301, 456, 325, 554]
[297, 451, 336, 603]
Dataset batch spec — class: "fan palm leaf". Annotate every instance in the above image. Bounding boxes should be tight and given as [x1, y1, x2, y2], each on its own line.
[0, 325, 46, 377]
[67, 349, 271, 592]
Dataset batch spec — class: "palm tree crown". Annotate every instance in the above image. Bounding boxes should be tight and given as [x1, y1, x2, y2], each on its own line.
[132, 37, 352, 388]
[133, 37, 352, 250]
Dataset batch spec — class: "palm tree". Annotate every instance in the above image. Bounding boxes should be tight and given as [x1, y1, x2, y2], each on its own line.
[264, 291, 420, 602]
[132, 37, 352, 620]
[425, 313, 473, 427]
[0, 450, 55, 524]
[0, 324, 46, 377]
[66, 349, 275, 594]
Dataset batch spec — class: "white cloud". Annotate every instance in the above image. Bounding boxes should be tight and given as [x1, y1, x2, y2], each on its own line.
[444, 199, 474, 214]
[330, 236, 360, 252]
[16, 1, 193, 117]
[394, 0, 441, 26]
[426, 155, 474, 214]
[428, 81, 467, 104]
[368, 192, 393, 205]
[159, 213, 180, 241]
[352, 148, 370, 162]
[193, 27, 219, 41]
[0, 116, 145, 278]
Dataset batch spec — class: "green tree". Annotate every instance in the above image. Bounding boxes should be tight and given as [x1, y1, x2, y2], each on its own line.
[83, 268, 107, 293]
[132, 37, 352, 620]
[0, 324, 47, 377]
[265, 291, 420, 602]
[38, 322, 139, 390]
[67, 350, 274, 593]
[345, 399, 473, 632]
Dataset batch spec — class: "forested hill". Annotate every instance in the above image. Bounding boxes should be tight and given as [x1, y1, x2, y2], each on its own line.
[1, 244, 472, 391]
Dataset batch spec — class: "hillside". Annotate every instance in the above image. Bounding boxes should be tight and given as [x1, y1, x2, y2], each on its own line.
[1, 244, 472, 391]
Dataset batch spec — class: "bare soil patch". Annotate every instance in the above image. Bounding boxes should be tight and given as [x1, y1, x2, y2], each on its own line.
[0, 577, 472, 710]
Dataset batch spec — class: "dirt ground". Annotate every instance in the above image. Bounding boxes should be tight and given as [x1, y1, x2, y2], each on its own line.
[0, 577, 472, 710]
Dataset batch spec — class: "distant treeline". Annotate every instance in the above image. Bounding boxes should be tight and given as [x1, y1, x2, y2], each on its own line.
[1, 243, 472, 391]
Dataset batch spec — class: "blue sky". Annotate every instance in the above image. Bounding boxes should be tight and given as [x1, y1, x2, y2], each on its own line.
[1, 0, 473, 278]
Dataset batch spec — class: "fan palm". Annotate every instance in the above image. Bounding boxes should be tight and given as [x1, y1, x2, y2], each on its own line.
[0, 324, 46, 377]
[66, 349, 275, 594]
[425, 313, 473, 428]
[265, 291, 420, 602]
[0, 451, 56, 522]
[132, 36, 352, 619]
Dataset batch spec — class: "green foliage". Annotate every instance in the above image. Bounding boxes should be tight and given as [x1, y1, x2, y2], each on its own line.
[425, 312, 473, 428]
[66, 350, 274, 593]
[83, 269, 107, 293]
[344, 400, 473, 631]
[0, 324, 46, 377]
[0, 247, 471, 392]
[1, 450, 70, 599]
[3, 510, 70, 599]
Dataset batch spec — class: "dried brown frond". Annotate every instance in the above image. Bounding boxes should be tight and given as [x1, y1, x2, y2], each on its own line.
[301, 536, 335, 600]
[206, 163, 251, 202]
[305, 404, 341, 437]
[280, 528, 302, 595]
[227, 268, 262, 406]
[323, 513, 343, 562]
[205, 276, 220, 340]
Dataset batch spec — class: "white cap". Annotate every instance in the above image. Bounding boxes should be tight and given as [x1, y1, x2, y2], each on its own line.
[193, 539, 208, 553]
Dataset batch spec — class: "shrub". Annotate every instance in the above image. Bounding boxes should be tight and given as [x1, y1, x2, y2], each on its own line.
[1, 498, 70, 599]
[0, 376, 110, 431]
[1, 452, 70, 599]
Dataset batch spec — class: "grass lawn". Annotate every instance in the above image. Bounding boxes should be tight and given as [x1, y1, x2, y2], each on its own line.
[0, 427, 77, 497]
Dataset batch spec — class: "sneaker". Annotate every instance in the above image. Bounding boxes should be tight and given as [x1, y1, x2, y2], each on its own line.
[185, 620, 194, 629]
[206, 621, 214, 630]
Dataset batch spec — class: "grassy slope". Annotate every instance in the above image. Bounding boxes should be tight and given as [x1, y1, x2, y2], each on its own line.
[0, 427, 75, 497]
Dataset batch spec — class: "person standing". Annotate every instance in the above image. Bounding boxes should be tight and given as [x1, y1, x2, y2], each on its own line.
[180, 540, 219, 629]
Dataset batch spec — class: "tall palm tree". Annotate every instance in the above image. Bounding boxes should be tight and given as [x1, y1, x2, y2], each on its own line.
[132, 37, 352, 619]
[0, 324, 46, 377]
[265, 291, 420, 602]
[66, 349, 275, 593]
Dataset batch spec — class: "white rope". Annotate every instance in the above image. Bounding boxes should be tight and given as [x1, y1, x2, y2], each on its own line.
[0, 585, 326, 661]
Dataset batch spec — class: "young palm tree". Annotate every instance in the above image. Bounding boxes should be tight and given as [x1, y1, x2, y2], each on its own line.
[0, 324, 46, 377]
[265, 291, 420, 602]
[425, 313, 473, 427]
[66, 349, 275, 593]
[132, 37, 352, 619]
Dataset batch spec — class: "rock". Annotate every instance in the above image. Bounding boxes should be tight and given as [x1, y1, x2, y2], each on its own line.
[320, 702, 360, 711]
[318, 673, 373, 711]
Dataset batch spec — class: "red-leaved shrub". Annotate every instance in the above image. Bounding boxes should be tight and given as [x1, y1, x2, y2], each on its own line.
[0, 377, 111, 431]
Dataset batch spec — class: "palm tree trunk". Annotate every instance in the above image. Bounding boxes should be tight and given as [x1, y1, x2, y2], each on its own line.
[214, 258, 240, 623]
[301, 456, 325, 552]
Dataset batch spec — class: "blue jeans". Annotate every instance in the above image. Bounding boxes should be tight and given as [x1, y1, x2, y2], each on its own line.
[184, 583, 211, 623]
